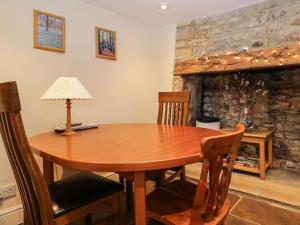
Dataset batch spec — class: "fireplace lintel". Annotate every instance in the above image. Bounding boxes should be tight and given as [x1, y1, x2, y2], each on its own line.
[174, 44, 300, 76]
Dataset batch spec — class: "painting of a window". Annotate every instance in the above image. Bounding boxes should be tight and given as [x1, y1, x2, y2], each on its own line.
[34, 10, 65, 53]
[95, 26, 116, 60]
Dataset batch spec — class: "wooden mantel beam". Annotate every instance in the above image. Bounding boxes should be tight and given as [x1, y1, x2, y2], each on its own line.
[174, 44, 300, 76]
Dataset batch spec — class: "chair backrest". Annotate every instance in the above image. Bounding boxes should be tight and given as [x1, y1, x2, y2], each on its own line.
[191, 124, 245, 224]
[157, 91, 191, 126]
[0, 82, 54, 225]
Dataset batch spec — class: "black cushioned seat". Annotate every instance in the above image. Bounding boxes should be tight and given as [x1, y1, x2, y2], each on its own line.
[49, 172, 123, 217]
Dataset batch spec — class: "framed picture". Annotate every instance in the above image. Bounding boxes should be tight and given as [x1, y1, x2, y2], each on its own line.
[34, 10, 65, 53]
[95, 26, 116, 60]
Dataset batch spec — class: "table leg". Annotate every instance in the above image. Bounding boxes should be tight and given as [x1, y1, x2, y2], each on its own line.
[268, 136, 273, 168]
[134, 172, 146, 225]
[259, 140, 266, 180]
[43, 158, 54, 185]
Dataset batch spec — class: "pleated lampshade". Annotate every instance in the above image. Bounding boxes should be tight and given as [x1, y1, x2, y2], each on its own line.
[41, 77, 92, 100]
[41, 77, 92, 136]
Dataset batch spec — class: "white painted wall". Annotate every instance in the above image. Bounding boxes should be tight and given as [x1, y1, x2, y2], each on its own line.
[0, 0, 176, 222]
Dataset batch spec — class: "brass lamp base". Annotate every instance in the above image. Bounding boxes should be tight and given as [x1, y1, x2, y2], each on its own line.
[62, 130, 76, 136]
[61, 99, 77, 136]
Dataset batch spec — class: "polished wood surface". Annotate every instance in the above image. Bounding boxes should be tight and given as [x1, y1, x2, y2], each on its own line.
[147, 125, 245, 225]
[157, 91, 191, 181]
[29, 123, 221, 225]
[0, 81, 53, 225]
[29, 124, 221, 172]
[241, 131, 273, 180]
[0, 81, 123, 225]
[157, 91, 191, 126]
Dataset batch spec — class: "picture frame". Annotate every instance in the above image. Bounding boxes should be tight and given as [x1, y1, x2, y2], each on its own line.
[34, 10, 65, 53]
[95, 26, 117, 60]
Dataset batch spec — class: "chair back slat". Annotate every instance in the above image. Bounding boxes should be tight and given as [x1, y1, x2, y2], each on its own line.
[191, 124, 245, 224]
[157, 91, 191, 126]
[0, 82, 54, 225]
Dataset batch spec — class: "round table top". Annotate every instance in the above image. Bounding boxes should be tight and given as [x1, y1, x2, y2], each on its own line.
[29, 123, 221, 172]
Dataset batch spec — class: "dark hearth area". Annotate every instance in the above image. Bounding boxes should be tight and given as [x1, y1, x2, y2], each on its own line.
[183, 67, 300, 170]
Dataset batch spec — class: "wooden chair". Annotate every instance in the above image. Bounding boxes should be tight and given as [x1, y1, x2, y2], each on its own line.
[146, 124, 245, 225]
[157, 91, 190, 126]
[0, 81, 124, 225]
[118, 91, 191, 209]
[157, 91, 191, 182]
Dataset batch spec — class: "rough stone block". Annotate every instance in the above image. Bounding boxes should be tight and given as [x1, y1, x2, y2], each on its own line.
[175, 48, 193, 60]
[176, 41, 187, 48]
[287, 115, 300, 123]
[176, 24, 195, 41]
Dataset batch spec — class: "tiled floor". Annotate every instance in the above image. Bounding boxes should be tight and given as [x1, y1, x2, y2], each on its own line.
[226, 193, 300, 225]
[186, 163, 300, 208]
[148, 193, 300, 225]
[71, 168, 300, 225]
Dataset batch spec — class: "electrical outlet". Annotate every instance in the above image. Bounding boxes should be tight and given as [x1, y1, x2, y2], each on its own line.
[0, 183, 16, 199]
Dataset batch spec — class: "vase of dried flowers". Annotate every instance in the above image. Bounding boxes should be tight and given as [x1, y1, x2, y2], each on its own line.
[223, 72, 268, 130]
[241, 107, 254, 130]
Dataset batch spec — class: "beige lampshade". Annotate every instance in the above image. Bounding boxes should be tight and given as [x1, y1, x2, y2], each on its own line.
[41, 77, 92, 100]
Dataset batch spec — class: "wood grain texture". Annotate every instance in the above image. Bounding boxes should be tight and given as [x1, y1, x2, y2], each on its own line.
[0, 81, 123, 225]
[146, 124, 245, 225]
[29, 123, 221, 172]
[157, 91, 191, 126]
[174, 44, 300, 76]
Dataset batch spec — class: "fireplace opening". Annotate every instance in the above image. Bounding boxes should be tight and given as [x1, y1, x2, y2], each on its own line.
[183, 67, 300, 170]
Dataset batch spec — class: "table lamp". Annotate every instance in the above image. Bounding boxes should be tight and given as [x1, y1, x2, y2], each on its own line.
[41, 77, 92, 136]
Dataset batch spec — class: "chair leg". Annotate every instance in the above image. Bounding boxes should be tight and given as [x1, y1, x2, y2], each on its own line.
[85, 214, 92, 225]
[154, 171, 165, 188]
[180, 166, 186, 180]
[125, 180, 133, 210]
[119, 175, 125, 185]
[113, 192, 124, 225]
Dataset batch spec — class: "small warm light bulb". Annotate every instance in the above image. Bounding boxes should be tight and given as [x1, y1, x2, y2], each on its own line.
[247, 57, 251, 61]
[264, 59, 268, 63]
[243, 47, 249, 52]
[160, 4, 168, 10]
[272, 50, 277, 54]
[293, 54, 298, 58]
[255, 59, 259, 62]
[234, 56, 240, 60]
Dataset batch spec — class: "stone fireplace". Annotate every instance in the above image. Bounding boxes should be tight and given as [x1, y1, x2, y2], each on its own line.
[182, 67, 300, 170]
[172, 0, 300, 170]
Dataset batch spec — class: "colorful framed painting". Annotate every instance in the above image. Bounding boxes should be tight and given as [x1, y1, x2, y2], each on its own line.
[95, 26, 117, 60]
[34, 10, 65, 53]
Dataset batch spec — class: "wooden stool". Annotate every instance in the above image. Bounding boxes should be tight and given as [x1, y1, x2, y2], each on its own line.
[234, 130, 273, 179]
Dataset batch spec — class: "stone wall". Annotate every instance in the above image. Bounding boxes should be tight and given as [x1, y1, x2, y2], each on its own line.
[173, 0, 300, 170]
[173, 0, 300, 91]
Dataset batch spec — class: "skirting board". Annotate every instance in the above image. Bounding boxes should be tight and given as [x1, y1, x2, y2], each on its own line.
[0, 204, 23, 225]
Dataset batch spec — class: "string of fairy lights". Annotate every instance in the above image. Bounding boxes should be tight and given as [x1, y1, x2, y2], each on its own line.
[193, 42, 300, 69]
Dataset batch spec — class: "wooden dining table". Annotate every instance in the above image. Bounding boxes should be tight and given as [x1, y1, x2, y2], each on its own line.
[29, 123, 221, 225]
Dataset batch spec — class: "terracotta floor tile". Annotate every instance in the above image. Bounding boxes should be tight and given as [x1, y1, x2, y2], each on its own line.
[231, 198, 300, 225]
[228, 192, 241, 209]
[225, 215, 259, 225]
